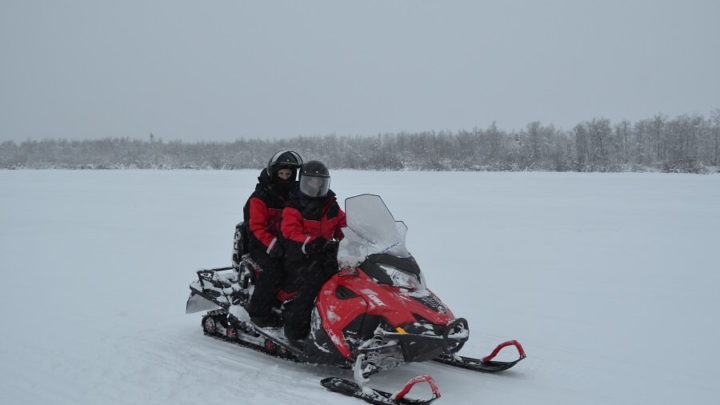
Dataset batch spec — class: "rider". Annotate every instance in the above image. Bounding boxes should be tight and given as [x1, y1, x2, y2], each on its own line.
[280, 160, 346, 343]
[244, 150, 303, 327]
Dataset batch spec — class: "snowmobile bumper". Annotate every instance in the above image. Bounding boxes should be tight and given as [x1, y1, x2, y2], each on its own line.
[383, 318, 470, 363]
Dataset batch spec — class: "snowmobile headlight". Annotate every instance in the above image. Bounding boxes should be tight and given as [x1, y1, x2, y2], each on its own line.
[377, 264, 426, 291]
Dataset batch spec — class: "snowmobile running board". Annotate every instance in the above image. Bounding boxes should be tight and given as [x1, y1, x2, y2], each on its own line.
[433, 340, 527, 373]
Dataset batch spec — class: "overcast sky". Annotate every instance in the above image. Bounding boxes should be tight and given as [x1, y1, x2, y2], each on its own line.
[1, 0, 719, 142]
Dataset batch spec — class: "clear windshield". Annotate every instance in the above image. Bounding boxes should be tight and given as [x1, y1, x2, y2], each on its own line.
[337, 194, 410, 268]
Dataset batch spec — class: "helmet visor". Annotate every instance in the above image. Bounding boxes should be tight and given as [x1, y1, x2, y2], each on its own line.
[299, 175, 330, 198]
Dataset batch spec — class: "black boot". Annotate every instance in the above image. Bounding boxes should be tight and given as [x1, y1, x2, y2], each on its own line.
[250, 311, 282, 328]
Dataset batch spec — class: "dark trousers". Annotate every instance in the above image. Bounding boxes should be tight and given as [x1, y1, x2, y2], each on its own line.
[246, 250, 283, 318]
[282, 253, 338, 341]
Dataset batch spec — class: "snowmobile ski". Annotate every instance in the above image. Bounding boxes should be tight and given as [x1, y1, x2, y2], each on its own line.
[433, 340, 526, 373]
[321, 375, 440, 405]
[321, 354, 440, 405]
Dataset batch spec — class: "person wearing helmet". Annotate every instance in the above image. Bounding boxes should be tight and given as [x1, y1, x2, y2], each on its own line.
[279, 160, 346, 344]
[243, 150, 303, 327]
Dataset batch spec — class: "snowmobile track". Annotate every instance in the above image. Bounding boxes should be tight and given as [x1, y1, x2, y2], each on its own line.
[201, 310, 301, 363]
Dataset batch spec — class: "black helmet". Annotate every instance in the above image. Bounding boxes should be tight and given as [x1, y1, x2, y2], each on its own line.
[266, 150, 303, 179]
[299, 160, 331, 198]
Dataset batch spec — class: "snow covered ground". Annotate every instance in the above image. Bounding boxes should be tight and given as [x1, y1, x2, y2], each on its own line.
[1, 170, 719, 404]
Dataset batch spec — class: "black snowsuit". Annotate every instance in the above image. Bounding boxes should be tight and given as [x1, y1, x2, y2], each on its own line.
[243, 169, 293, 320]
[279, 189, 346, 341]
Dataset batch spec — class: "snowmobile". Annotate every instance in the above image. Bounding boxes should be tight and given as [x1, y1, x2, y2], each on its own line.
[186, 194, 525, 405]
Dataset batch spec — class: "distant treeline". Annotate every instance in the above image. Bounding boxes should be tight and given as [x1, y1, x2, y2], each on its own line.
[2, 112, 719, 173]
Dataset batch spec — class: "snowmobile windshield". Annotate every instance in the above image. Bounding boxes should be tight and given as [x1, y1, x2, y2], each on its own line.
[338, 194, 411, 268]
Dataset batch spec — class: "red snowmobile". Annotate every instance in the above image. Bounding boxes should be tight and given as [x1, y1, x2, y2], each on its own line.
[186, 194, 525, 405]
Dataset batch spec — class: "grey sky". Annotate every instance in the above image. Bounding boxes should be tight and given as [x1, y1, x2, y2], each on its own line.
[1, 0, 719, 142]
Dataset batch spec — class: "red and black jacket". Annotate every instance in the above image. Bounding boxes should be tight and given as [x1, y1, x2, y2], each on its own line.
[243, 170, 289, 255]
[281, 189, 346, 259]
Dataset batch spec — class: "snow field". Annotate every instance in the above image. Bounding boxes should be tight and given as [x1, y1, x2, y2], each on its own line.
[1, 170, 718, 404]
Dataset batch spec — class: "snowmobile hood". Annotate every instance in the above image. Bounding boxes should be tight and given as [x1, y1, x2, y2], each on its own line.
[315, 267, 456, 360]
